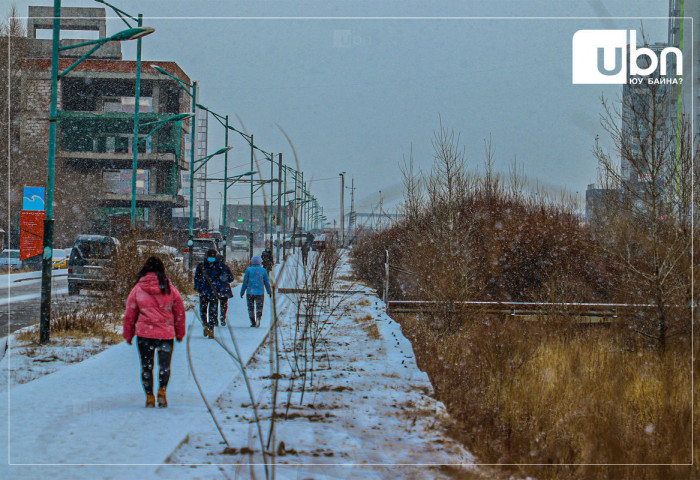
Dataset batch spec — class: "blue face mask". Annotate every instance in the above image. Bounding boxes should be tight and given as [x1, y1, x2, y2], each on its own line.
[207, 257, 216, 262]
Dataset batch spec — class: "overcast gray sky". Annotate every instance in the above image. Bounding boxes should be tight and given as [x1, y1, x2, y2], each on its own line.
[6, 0, 671, 225]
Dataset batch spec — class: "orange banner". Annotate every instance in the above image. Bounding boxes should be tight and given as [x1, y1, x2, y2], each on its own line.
[20, 210, 45, 261]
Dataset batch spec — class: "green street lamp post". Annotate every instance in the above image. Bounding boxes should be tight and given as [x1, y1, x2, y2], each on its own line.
[275, 153, 283, 262]
[151, 65, 198, 268]
[250, 135, 254, 258]
[246, 144, 276, 258]
[282, 166, 299, 253]
[271, 187, 294, 262]
[39, 0, 154, 344]
[132, 113, 194, 220]
[188, 146, 232, 267]
[339, 171, 345, 246]
[199, 117, 255, 258]
[222, 170, 256, 258]
[196, 102, 246, 260]
[94, 1, 146, 229]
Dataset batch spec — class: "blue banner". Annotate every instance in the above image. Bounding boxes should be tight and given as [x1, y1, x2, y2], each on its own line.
[23, 186, 46, 211]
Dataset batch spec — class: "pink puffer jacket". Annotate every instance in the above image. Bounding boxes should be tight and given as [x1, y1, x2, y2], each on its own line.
[123, 273, 186, 342]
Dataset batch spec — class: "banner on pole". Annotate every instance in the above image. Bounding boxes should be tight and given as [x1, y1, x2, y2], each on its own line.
[20, 210, 45, 260]
[22, 186, 45, 211]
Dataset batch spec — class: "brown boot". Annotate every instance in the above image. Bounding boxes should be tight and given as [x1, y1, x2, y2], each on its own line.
[157, 388, 168, 408]
[145, 394, 156, 408]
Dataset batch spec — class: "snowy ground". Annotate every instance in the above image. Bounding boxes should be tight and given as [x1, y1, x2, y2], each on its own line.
[0, 253, 476, 479]
[157, 256, 475, 479]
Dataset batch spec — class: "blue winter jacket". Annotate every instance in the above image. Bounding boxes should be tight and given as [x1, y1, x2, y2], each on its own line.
[240, 265, 272, 297]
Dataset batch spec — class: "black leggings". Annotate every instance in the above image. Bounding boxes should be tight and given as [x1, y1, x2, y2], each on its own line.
[137, 337, 174, 395]
[200, 296, 218, 328]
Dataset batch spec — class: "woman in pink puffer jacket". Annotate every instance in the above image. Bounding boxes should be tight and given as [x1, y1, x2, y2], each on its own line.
[123, 257, 186, 408]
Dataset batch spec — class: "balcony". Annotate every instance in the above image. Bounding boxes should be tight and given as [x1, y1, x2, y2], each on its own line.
[56, 110, 186, 166]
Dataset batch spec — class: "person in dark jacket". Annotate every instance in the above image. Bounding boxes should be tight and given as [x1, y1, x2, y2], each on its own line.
[194, 248, 234, 337]
[261, 240, 274, 274]
[240, 255, 272, 327]
[300, 240, 309, 266]
[123, 257, 186, 408]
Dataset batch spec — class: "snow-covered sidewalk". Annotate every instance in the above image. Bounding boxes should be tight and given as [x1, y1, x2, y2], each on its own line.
[156, 258, 475, 479]
[0, 264, 289, 480]
[1, 255, 476, 479]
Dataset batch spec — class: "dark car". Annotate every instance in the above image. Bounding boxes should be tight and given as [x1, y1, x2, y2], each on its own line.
[67, 235, 120, 295]
[311, 234, 327, 251]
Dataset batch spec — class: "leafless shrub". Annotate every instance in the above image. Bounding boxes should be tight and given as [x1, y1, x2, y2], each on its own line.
[283, 243, 345, 407]
[350, 118, 694, 479]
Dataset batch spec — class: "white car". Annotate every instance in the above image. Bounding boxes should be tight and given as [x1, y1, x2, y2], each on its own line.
[0, 249, 22, 270]
[230, 235, 250, 251]
[137, 240, 182, 263]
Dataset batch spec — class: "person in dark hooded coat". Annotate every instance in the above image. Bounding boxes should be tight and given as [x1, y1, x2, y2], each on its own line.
[194, 248, 234, 337]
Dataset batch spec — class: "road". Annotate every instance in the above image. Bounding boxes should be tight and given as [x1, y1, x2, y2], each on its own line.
[0, 270, 70, 335]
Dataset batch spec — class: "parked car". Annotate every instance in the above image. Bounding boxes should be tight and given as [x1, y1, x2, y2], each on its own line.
[0, 249, 22, 270]
[52, 249, 67, 269]
[311, 234, 327, 251]
[230, 235, 250, 251]
[186, 238, 218, 264]
[67, 235, 120, 295]
[137, 240, 182, 263]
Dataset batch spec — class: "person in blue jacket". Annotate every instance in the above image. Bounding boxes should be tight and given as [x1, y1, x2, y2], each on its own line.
[239, 254, 272, 327]
[194, 248, 234, 337]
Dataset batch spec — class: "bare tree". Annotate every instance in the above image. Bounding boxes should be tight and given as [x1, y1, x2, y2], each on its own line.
[399, 144, 423, 222]
[593, 78, 693, 351]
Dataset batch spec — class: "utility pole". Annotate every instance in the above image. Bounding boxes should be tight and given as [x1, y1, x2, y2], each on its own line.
[276, 153, 282, 263]
[39, 0, 61, 343]
[249, 134, 254, 259]
[339, 172, 345, 246]
[222, 114, 229, 261]
[348, 178, 355, 232]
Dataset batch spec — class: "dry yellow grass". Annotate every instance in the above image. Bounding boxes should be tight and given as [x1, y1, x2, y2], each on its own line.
[15, 305, 123, 345]
[353, 313, 381, 340]
[396, 314, 693, 480]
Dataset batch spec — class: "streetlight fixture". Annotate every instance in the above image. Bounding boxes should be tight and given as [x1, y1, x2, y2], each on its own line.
[151, 65, 199, 267]
[128, 112, 194, 223]
[221, 170, 255, 259]
[93, 0, 149, 230]
[195, 102, 264, 260]
[181, 146, 232, 267]
[39, 0, 154, 344]
[139, 112, 195, 128]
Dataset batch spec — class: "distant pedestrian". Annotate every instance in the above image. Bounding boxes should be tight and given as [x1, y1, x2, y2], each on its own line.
[240, 254, 272, 327]
[194, 248, 234, 337]
[123, 257, 186, 408]
[261, 240, 274, 275]
[300, 240, 309, 266]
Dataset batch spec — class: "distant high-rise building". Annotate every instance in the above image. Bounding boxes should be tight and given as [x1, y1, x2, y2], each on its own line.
[668, 0, 700, 144]
[621, 43, 673, 184]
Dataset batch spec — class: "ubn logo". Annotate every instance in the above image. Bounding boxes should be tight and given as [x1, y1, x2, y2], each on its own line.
[572, 30, 682, 84]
